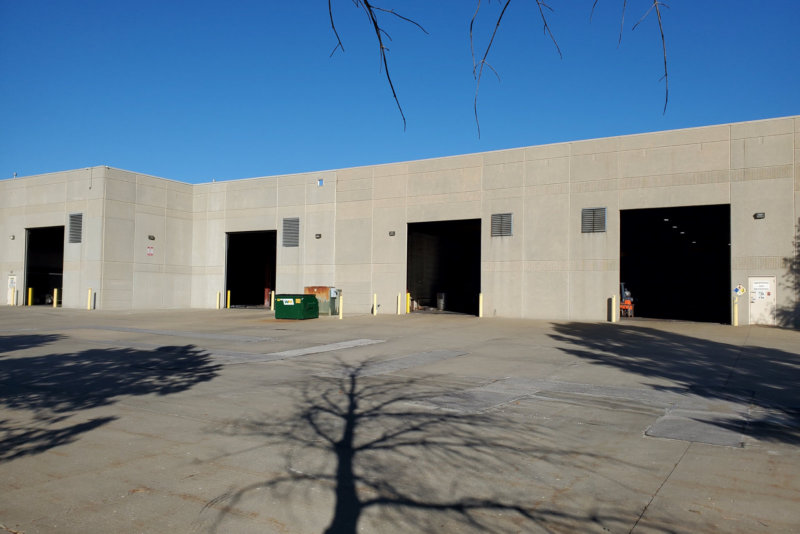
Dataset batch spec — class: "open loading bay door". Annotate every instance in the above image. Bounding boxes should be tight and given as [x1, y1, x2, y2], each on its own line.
[25, 226, 64, 305]
[225, 230, 276, 307]
[407, 219, 480, 315]
[620, 204, 730, 324]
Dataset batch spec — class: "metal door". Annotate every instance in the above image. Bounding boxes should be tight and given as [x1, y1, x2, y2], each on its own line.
[748, 276, 777, 325]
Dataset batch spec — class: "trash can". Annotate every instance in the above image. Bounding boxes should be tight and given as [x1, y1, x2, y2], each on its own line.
[330, 288, 340, 316]
[275, 294, 319, 320]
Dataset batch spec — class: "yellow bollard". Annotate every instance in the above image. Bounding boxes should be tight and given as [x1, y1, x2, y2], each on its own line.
[28, 287, 32, 306]
[216, 292, 221, 310]
[406, 293, 411, 314]
[53, 288, 58, 308]
[270, 291, 275, 311]
[397, 293, 402, 315]
[339, 294, 343, 320]
[611, 295, 618, 323]
[372, 293, 377, 316]
[226, 290, 231, 309]
[87, 288, 93, 310]
[478, 293, 483, 318]
[733, 296, 739, 327]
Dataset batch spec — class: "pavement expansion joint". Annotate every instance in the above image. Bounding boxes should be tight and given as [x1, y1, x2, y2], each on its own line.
[63, 326, 272, 343]
[629, 442, 692, 533]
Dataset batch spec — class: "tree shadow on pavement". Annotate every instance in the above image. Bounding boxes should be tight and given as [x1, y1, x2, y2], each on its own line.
[0, 416, 116, 462]
[549, 323, 800, 445]
[0, 337, 221, 461]
[203, 360, 676, 534]
[0, 333, 63, 354]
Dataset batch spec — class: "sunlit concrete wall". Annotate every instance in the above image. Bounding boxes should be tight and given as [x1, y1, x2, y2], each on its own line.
[101, 168, 194, 310]
[3, 116, 798, 322]
[730, 118, 798, 324]
[0, 167, 104, 308]
[190, 115, 796, 322]
[189, 169, 339, 309]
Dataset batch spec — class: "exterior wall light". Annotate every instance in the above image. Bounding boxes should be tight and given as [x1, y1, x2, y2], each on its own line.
[753, 212, 765, 220]
[148, 235, 156, 240]
[389, 231, 396, 236]
[9, 235, 14, 240]
[315, 234, 322, 239]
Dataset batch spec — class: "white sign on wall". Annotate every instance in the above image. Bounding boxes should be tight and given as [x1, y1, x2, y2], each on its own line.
[752, 281, 770, 293]
[748, 276, 776, 325]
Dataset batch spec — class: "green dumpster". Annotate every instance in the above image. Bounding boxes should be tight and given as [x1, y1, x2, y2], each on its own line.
[275, 294, 319, 320]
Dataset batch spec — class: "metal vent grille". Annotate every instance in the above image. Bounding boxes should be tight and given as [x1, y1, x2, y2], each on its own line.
[491, 213, 513, 237]
[68, 213, 83, 243]
[581, 208, 606, 233]
[282, 217, 300, 247]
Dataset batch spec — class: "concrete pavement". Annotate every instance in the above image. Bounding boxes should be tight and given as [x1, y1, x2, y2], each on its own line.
[1, 308, 798, 533]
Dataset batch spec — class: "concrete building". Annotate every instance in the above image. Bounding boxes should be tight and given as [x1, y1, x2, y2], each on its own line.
[2, 115, 799, 326]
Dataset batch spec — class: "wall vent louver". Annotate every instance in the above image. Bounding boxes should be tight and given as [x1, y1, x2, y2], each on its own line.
[282, 217, 300, 247]
[491, 213, 513, 237]
[581, 208, 606, 233]
[68, 213, 83, 243]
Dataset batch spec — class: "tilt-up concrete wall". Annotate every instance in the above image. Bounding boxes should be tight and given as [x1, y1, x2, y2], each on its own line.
[2, 115, 798, 325]
[188, 116, 799, 323]
[0, 167, 194, 310]
[0, 167, 104, 309]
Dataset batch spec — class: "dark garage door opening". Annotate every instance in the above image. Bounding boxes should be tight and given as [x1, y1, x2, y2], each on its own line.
[620, 204, 730, 324]
[25, 226, 64, 305]
[407, 219, 481, 315]
[226, 231, 276, 307]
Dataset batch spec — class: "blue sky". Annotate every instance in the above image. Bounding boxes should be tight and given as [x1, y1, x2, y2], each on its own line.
[1, 1, 798, 183]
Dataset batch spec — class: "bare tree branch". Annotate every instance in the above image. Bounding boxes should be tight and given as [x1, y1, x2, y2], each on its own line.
[535, 1, 562, 59]
[654, 2, 669, 113]
[333, 1, 669, 133]
[593, 0, 629, 46]
[371, 5, 429, 34]
[329, 1, 428, 131]
[633, 1, 669, 113]
[472, 0, 512, 139]
[362, 1, 406, 129]
[328, 0, 344, 57]
[619, 0, 628, 46]
[586, 1, 669, 114]
[472, 1, 562, 138]
[469, 0, 482, 73]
